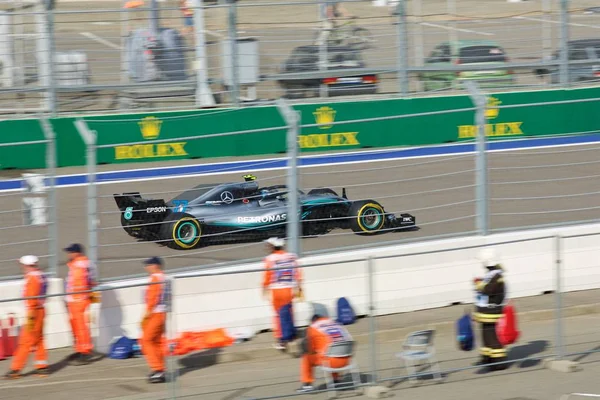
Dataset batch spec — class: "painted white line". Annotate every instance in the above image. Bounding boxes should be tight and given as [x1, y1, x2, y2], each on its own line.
[0, 142, 454, 183]
[202, 30, 245, 39]
[80, 32, 122, 50]
[202, 29, 224, 39]
[0, 377, 145, 389]
[1, 138, 597, 193]
[421, 22, 494, 36]
[91, 22, 114, 26]
[514, 15, 600, 29]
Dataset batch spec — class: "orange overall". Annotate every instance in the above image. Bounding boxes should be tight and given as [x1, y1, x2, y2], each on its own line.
[262, 251, 302, 340]
[11, 270, 48, 372]
[65, 256, 96, 355]
[141, 272, 169, 372]
[301, 317, 352, 384]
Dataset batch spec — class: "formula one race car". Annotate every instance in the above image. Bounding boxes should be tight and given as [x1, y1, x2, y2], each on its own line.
[114, 175, 416, 250]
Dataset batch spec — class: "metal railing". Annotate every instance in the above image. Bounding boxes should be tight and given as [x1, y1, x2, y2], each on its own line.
[0, 233, 599, 398]
[0, 0, 600, 115]
[1, 91, 600, 280]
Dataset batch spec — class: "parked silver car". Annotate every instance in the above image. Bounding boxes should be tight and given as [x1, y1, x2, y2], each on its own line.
[535, 39, 600, 84]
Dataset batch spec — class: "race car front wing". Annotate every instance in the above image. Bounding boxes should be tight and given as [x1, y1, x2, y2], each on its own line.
[385, 212, 417, 230]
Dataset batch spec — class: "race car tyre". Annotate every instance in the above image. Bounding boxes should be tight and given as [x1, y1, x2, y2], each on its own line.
[349, 200, 386, 235]
[307, 188, 339, 196]
[160, 213, 203, 250]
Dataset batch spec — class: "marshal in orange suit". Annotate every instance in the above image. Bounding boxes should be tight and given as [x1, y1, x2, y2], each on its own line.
[141, 256, 170, 384]
[64, 243, 98, 366]
[262, 237, 303, 351]
[4, 255, 49, 380]
[297, 314, 353, 393]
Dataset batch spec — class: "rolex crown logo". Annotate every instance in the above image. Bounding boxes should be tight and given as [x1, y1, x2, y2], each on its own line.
[313, 106, 336, 130]
[138, 116, 163, 140]
[485, 97, 502, 120]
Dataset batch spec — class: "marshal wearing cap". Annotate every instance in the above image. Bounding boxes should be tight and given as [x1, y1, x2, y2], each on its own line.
[143, 256, 163, 266]
[19, 255, 39, 266]
[63, 243, 84, 253]
[265, 237, 285, 248]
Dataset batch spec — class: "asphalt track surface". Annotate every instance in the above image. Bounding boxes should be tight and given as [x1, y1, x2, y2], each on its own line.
[1, 290, 600, 400]
[1, 139, 599, 280]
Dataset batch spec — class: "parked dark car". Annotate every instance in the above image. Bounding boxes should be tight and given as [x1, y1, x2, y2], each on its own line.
[535, 39, 600, 84]
[277, 45, 378, 99]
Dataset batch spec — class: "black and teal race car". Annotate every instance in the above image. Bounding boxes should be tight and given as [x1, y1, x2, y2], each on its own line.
[113, 175, 416, 250]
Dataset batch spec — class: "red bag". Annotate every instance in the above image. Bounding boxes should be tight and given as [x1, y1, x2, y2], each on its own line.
[496, 302, 520, 346]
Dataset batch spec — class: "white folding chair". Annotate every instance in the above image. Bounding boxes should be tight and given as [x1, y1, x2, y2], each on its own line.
[318, 340, 362, 398]
[395, 329, 442, 384]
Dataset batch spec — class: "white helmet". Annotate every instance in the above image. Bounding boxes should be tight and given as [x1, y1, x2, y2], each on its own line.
[265, 237, 285, 248]
[477, 248, 499, 268]
[19, 255, 39, 266]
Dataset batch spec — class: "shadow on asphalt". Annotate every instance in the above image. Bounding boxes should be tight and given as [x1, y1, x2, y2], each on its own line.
[507, 340, 549, 369]
[571, 345, 600, 363]
[177, 348, 222, 377]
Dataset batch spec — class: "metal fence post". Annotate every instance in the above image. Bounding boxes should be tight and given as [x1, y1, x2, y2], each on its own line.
[276, 99, 301, 256]
[447, 0, 458, 45]
[227, 0, 240, 107]
[37, 0, 57, 114]
[74, 119, 99, 274]
[412, 0, 424, 67]
[542, 0, 552, 60]
[39, 116, 58, 277]
[167, 275, 178, 399]
[367, 256, 378, 384]
[193, 0, 216, 107]
[395, 0, 409, 96]
[559, 0, 569, 86]
[554, 235, 564, 359]
[318, 0, 328, 98]
[465, 81, 488, 235]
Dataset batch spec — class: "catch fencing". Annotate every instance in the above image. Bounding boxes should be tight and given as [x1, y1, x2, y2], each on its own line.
[0, 117, 57, 280]
[63, 91, 600, 281]
[1, 91, 600, 280]
[0, 0, 600, 114]
[0, 233, 599, 399]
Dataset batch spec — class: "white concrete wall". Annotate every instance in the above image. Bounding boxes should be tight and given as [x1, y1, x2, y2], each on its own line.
[0, 278, 72, 349]
[1, 223, 599, 353]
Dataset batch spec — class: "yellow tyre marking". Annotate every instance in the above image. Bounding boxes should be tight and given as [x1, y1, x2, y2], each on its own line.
[356, 203, 385, 233]
[172, 217, 201, 249]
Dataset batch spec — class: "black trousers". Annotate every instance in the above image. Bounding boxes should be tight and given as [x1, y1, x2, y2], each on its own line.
[480, 322, 507, 366]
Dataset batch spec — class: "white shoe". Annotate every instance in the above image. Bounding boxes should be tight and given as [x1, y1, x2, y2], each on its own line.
[272, 342, 286, 351]
[297, 384, 315, 393]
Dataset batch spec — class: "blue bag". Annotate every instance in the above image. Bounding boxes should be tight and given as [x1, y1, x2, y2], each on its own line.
[336, 297, 356, 325]
[279, 303, 297, 342]
[109, 336, 139, 359]
[456, 314, 475, 351]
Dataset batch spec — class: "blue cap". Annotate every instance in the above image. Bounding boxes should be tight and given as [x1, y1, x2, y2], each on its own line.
[144, 256, 163, 266]
[64, 243, 84, 253]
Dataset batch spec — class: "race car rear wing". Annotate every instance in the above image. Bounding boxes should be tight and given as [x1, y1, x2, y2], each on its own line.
[113, 192, 170, 221]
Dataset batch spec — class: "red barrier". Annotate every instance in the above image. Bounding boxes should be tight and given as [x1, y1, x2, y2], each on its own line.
[0, 314, 19, 358]
[0, 324, 6, 360]
[5, 314, 19, 357]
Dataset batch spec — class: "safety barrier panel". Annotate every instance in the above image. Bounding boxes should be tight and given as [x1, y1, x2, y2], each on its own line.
[0, 224, 599, 398]
[1, 86, 600, 170]
[1, 220, 599, 353]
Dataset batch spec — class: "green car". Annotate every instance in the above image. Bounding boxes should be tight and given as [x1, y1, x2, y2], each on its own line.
[420, 40, 516, 91]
